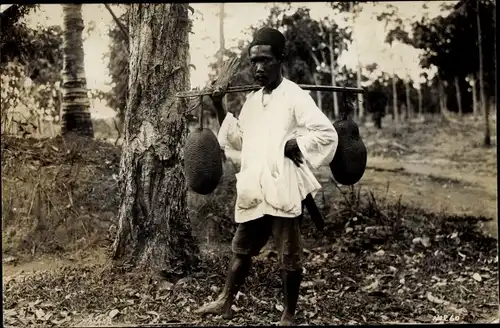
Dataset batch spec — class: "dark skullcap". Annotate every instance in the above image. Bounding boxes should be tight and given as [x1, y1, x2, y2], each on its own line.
[248, 27, 285, 59]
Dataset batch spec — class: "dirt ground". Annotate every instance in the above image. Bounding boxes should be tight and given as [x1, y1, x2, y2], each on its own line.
[2, 115, 498, 326]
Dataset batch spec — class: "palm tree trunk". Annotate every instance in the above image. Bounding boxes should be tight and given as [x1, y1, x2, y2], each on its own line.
[61, 4, 94, 137]
[454, 76, 463, 116]
[112, 3, 199, 276]
[476, 0, 490, 146]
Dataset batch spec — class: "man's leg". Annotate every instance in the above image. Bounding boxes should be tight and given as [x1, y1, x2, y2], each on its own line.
[273, 215, 304, 326]
[196, 217, 272, 319]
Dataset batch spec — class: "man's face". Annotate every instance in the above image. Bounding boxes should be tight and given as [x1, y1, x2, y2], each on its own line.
[249, 45, 281, 87]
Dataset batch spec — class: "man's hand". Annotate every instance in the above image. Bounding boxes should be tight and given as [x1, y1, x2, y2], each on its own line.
[284, 139, 303, 167]
[209, 82, 227, 125]
[210, 85, 225, 105]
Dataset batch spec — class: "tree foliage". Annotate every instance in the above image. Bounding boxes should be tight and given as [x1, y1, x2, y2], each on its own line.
[0, 4, 39, 67]
[207, 5, 359, 117]
[391, 0, 496, 111]
[1, 5, 64, 123]
[106, 7, 129, 123]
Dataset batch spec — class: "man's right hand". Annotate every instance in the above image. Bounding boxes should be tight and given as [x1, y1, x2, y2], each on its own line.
[210, 86, 225, 105]
[210, 84, 227, 126]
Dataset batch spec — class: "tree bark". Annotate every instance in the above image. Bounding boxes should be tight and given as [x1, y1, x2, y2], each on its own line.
[61, 4, 94, 137]
[454, 76, 463, 116]
[112, 3, 199, 278]
[476, 0, 490, 146]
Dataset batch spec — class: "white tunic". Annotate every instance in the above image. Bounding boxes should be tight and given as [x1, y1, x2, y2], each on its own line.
[217, 78, 338, 223]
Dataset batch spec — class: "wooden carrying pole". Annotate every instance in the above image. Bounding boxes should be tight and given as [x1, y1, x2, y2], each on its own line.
[176, 84, 364, 98]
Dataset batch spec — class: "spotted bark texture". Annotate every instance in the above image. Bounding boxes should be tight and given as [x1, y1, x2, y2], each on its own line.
[112, 3, 199, 278]
[61, 4, 94, 137]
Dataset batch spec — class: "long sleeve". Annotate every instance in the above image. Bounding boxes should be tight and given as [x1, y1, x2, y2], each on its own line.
[217, 112, 243, 151]
[217, 92, 254, 152]
[294, 91, 338, 169]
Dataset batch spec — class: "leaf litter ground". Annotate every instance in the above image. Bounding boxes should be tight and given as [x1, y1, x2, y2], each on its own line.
[3, 201, 498, 326]
[2, 118, 498, 326]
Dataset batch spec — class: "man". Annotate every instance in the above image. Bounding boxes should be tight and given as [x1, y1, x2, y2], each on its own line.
[195, 27, 338, 325]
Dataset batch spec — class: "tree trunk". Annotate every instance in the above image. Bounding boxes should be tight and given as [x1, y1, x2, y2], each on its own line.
[454, 76, 463, 116]
[329, 31, 339, 119]
[61, 4, 94, 137]
[356, 63, 364, 122]
[439, 80, 446, 116]
[404, 78, 412, 119]
[493, 0, 497, 114]
[476, 0, 490, 146]
[313, 73, 323, 111]
[307, 51, 324, 113]
[471, 75, 478, 117]
[219, 3, 228, 111]
[112, 3, 199, 278]
[392, 74, 398, 123]
[417, 85, 423, 117]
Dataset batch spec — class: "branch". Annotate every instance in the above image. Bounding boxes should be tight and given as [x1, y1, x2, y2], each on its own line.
[104, 4, 129, 42]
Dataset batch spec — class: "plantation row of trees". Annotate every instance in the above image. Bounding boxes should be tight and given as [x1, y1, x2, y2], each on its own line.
[104, 1, 495, 140]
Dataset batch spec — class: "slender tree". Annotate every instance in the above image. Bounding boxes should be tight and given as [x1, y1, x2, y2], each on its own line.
[476, 0, 490, 145]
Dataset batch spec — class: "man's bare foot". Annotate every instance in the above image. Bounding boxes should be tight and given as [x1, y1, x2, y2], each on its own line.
[280, 312, 295, 326]
[195, 294, 233, 319]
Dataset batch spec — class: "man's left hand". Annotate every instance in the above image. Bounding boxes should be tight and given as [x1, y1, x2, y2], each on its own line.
[284, 139, 304, 167]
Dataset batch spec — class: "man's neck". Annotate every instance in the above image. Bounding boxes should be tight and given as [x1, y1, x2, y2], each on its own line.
[263, 75, 283, 94]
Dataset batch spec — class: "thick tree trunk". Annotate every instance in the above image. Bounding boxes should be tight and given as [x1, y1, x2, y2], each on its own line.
[454, 76, 463, 116]
[329, 31, 339, 119]
[61, 4, 94, 137]
[476, 0, 490, 146]
[112, 3, 199, 278]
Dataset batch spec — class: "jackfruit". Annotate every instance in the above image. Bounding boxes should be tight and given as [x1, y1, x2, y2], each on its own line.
[330, 118, 367, 186]
[184, 127, 223, 195]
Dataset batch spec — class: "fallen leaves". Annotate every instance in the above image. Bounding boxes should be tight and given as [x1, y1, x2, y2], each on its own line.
[3, 200, 498, 326]
[472, 273, 482, 282]
[109, 309, 120, 319]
